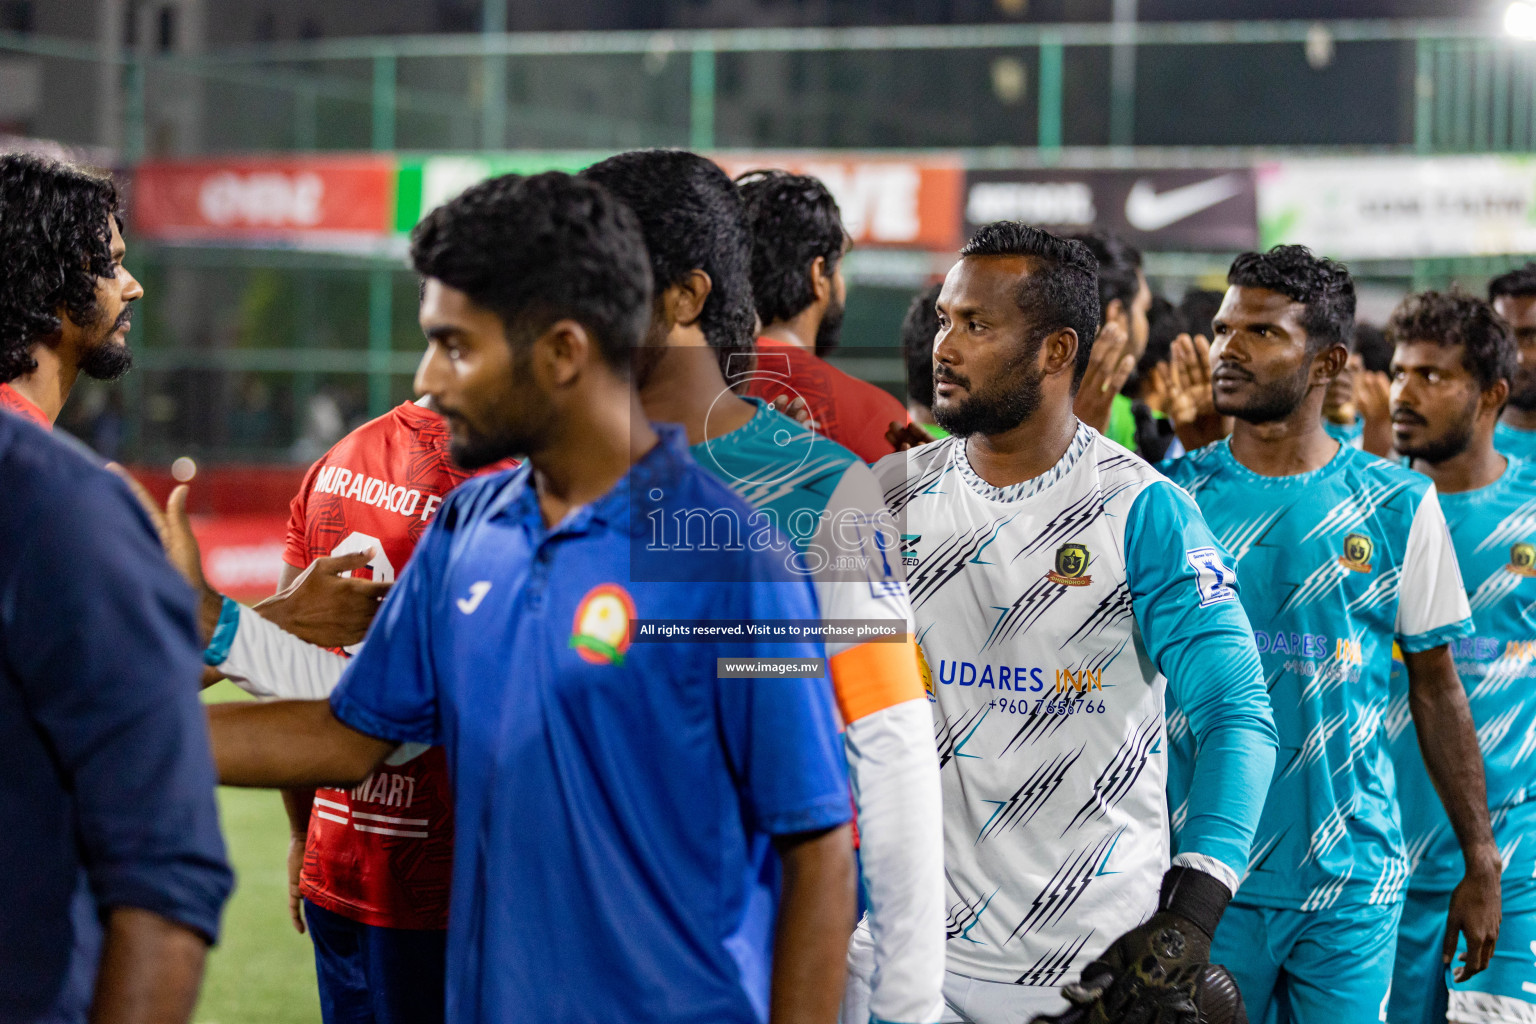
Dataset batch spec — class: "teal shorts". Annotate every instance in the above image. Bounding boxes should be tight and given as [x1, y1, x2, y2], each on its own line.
[1212, 900, 1402, 1024]
[1390, 886, 1536, 1024]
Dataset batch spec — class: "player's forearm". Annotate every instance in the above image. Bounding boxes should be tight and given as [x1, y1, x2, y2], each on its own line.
[281, 787, 314, 836]
[770, 824, 856, 1024]
[89, 907, 207, 1024]
[843, 701, 946, 1022]
[207, 699, 391, 790]
[1405, 648, 1499, 867]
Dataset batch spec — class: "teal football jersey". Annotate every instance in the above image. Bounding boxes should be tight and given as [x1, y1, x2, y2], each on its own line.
[1494, 421, 1536, 462]
[1163, 440, 1473, 910]
[1388, 456, 1536, 911]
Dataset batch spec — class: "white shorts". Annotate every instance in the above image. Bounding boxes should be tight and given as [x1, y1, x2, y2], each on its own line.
[842, 918, 1071, 1024]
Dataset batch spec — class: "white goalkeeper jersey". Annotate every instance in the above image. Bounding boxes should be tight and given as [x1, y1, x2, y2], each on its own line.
[873, 424, 1276, 987]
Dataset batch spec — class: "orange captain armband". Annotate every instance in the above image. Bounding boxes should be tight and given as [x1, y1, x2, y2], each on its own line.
[828, 638, 926, 724]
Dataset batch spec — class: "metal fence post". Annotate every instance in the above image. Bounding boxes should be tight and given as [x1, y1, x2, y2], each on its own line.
[1038, 34, 1064, 160]
[482, 0, 507, 150]
[368, 268, 393, 417]
[372, 53, 396, 151]
[690, 47, 716, 150]
[124, 53, 146, 162]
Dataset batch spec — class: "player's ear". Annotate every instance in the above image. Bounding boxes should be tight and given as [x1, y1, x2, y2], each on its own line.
[535, 318, 595, 389]
[663, 269, 713, 330]
[809, 255, 831, 306]
[1042, 327, 1078, 379]
[1484, 378, 1511, 419]
[1313, 341, 1349, 385]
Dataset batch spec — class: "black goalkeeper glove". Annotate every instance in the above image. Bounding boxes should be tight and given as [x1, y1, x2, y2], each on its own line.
[1027, 866, 1248, 1024]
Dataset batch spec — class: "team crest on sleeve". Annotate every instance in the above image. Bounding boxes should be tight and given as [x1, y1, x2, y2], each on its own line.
[1339, 532, 1374, 573]
[570, 584, 636, 665]
[1047, 542, 1093, 587]
[1186, 547, 1237, 607]
[1509, 542, 1536, 578]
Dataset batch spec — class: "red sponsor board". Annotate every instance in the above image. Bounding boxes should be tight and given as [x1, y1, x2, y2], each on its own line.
[716, 153, 965, 251]
[190, 514, 291, 603]
[132, 156, 395, 244]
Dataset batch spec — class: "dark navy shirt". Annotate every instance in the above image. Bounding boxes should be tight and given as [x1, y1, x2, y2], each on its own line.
[331, 427, 851, 1024]
[0, 412, 232, 1022]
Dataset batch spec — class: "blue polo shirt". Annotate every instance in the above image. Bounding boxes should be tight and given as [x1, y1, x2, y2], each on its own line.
[0, 412, 231, 1022]
[330, 426, 851, 1024]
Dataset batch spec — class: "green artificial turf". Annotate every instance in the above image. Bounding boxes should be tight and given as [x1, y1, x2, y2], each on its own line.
[195, 682, 321, 1023]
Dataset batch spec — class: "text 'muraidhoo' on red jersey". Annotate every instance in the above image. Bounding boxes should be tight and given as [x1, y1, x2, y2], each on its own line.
[284, 399, 511, 931]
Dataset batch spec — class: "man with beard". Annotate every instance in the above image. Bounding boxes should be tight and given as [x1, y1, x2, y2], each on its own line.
[736, 169, 909, 463]
[1488, 265, 1536, 460]
[1382, 290, 1536, 1024]
[1160, 247, 1500, 1024]
[0, 153, 140, 430]
[204, 171, 858, 1023]
[874, 221, 1277, 1023]
[582, 149, 946, 1024]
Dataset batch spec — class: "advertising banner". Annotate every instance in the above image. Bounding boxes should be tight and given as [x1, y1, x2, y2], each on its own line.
[962, 168, 1258, 252]
[132, 156, 396, 245]
[396, 152, 966, 251]
[715, 153, 965, 250]
[1257, 157, 1536, 259]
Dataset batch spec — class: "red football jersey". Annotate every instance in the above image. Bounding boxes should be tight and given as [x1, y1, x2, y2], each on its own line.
[0, 383, 49, 430]
[743, 337, 907, 463]
[285, 400, 507, 930]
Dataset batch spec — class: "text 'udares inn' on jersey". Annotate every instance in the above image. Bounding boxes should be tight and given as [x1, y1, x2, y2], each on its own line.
[328, 427, 852, 1024]
[283, 399, 478, 931]
[1389, 456, 1536, 909]
[873, 424, 1277, 987]
[1161, 440, 1473, 912]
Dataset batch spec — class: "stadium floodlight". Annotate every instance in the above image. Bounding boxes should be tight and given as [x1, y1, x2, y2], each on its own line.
[1507, 0, 1536, 39]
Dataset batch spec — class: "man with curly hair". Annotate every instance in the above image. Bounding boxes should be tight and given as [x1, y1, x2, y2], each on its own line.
[1487, 263, 1536, 461]
[1160, 247, 1500, 1024]
[0, 153, 141, 430]
[1382, 290, 1536, 1024]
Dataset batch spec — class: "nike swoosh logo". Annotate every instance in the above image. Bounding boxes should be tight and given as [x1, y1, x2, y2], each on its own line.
[456, 580, 492, 615]
[1124, 174, 1245, 231]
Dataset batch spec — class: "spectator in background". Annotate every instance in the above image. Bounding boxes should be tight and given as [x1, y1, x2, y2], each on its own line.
[0, 411, 233, 1024]
[735, 169, 909, 462]
[1178, 287, 1225, 340]
[1488, 263, 1536, 460]
[1125, 294, 1182, 461]
[899, 282, 946, 440]
[1063, 231, 1151, 451]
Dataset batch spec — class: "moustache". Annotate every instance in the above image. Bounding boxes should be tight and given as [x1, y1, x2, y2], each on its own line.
[1391, 407, 1428, 426]
[934, 367, 969, 390]
[113, 307, 133, 330]
[1211, 362, 1254, 382]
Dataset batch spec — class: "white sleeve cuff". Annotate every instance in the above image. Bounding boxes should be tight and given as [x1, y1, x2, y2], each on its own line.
[1171, 852, 1239, 895]
[219, 604, 349, 700]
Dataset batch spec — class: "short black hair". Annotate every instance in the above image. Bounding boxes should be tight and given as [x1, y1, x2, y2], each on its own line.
[1178, 289, 1224, 339]
[581, 150, 756, 371]
[409, 171, 653, 369]
[1141, 294, 1181, 376]
[959, 221, 1101, 388]
[1064, 230, 1142, 318]
[901, 281, 943, 410]
[735, 169, 847, 328]
[1386, 288, 1515, 393]
[1227, 244, 1356, 351]
[1489, 263, 1536, 302]
[0, 153, 121, 383]
[1351, 322, 1392, 374]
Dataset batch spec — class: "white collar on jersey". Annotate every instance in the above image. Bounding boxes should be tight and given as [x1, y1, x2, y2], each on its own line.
[951, 420, 1095, 503]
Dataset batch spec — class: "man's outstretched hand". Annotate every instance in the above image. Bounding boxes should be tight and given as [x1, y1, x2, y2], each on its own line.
[254, 552, 392, 650]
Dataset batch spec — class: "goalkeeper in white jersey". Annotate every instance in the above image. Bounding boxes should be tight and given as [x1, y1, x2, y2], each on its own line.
[866, 222, 1278, 1024]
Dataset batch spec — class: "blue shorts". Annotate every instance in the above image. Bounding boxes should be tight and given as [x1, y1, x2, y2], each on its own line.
[1212, 900, 1401, 1024]
[304, 898, 446, 1024]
